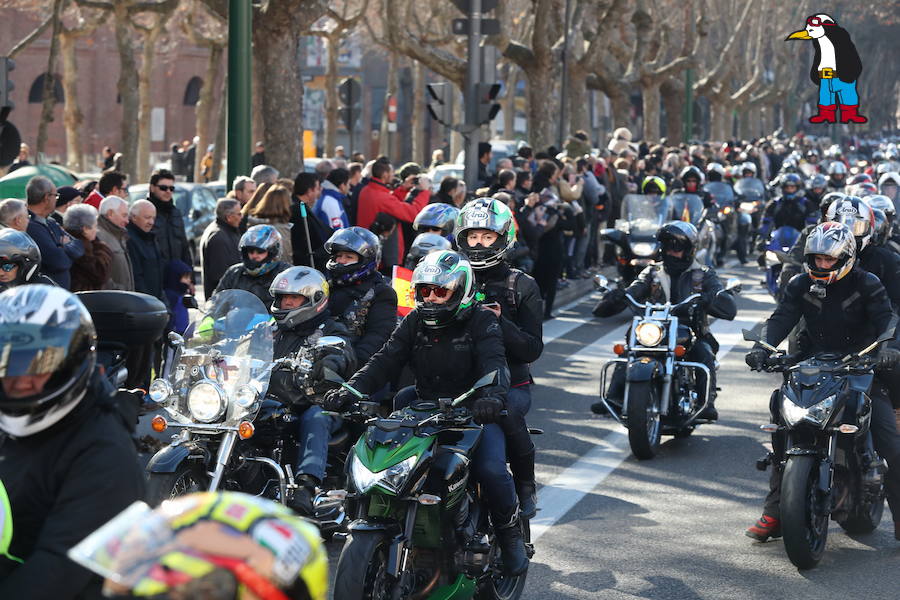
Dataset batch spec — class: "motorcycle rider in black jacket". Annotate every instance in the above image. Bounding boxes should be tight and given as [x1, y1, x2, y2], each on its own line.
[0, 229, 58, 291]
[592, 221, 738, 420]
[455, 197, 544, 519]
[745, 222, 900, 543]
[214, 224, 291, 307]
[0, 285, 145, 599]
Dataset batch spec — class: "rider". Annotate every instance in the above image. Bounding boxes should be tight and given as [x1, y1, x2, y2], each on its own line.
[826, 161, 848, 191]
[805, 174, 828, 207]
[67, 491, 328, 600]
[0, 285, 145, 598]
[323, 250, 529, 576]
[642, 175, 667, 198]
[455, 197, 544, 519]
[404, 233, 452, 269]
[878, 172, 900, 204]
[413, 203, 459, 246]
[757, 173, 817, 249]
[268, 266, 356, 516]
[706, 162, 727, 183]
[866, 195, 900, 254]
[214, 224, 292, 307]
[591, 221, 738, 420]
[0, 229, 57, 291]
[744, 222, 900, 543]
[323, 227, 397, 366]
[679, 166, 715, 211]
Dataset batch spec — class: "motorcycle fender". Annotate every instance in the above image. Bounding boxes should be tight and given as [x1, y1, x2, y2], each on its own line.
[146, 444, 193, 474]
[346, 519, 400, 535]
[626, 358, 660, 383]
[785, 448, 820, 456]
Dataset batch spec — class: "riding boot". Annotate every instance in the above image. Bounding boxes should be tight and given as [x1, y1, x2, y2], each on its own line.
[493, 507, 529, 576]
[288, 474, 319, 517]
[697, 368, 718, 421]
[808, 104, 837, 124]
[509, 449, 538, 519]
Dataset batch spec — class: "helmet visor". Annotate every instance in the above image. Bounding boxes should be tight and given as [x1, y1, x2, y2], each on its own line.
[0, 322, 84, 378]
[833, 214, 869, 238]
[456, 204, 509, 235]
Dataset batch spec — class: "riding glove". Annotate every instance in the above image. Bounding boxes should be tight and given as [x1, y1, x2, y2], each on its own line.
[745, 348, 769, 371]
[472, 396, 504, 424]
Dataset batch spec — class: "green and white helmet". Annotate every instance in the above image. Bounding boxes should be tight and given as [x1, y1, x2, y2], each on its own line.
[411, 250, 476, 328]
[454, 197, 516, 269]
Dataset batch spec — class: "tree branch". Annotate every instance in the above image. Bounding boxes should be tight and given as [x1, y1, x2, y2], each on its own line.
[7, 14, 54, 57]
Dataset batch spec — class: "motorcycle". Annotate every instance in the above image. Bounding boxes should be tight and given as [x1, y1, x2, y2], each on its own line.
[668, 192, 717, 267]
[734, 178, 766, 255]
[760, 225, 801, 299]
[144, 289, 353, 536]
[329, 370, 533, 600]
[600, 193, 670, 285]
[704, 181, 741, 264]
[744, 327, 892, 570]
[594, 276, 742, 459]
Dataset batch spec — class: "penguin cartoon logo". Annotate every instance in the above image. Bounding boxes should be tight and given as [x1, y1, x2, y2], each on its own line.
[786, 14, 866, 125]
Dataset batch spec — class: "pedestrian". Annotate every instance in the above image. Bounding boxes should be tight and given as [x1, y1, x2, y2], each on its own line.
[100, 145, 116, 170]
[232, 175, 257, 209]
[429, 148, 445, 169]
[84, 170, 128, 209]
[163, 259, 194, 334]
[184, 136, 198, 182]
[169, 142, 184, 177]
[7, 143, 31, 173]
[346, 161, 365, 224]
[315, 159, 335, 182]
[477, 141, 494, 188]
[25, 176, 84, 290]
[0, 199, 28, 232]
[126, 199, 165, 303]
[290, 172, 331, 270]
[51, 186, 83, 226]
[250, 164, 279, 185]
[63, 204, 113, 292]
[251, 141, 266, 168]
[95, 195, 134, 291]
[200, 198, 242, 298]
[246, 183, 293, 263]
[200, 144, 215, 182]
[315, 167, 351, 231]
[146, 168, 192, 268]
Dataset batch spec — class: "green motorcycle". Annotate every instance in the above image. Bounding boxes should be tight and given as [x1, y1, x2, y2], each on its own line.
[328, 371, 533, 600]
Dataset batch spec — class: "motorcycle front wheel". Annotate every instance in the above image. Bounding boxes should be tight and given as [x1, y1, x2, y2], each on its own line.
[781, 455, 829, 569]
[145, 463, 208, 506]
[626, 381, 662, 460]
[333, 530, 393, 600]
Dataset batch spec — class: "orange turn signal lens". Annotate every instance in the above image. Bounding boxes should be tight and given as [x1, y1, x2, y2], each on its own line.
[674, 345, 687, 357]
[151, 415, 167, 432]
[238, 421, 255, 439]
[613, 343, 626, 356]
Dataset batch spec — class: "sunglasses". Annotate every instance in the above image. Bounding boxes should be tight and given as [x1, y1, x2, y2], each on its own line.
[0, 262, 18, 272]
[156, 185, 176, 192]
[806, 16, 834, 27]
[417, 284, 451, 299]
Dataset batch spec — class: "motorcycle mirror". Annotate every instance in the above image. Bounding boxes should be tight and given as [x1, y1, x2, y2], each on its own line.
[593, 274, 609, 291]
[168, 331, 184, 346]
[742, 328, 779, 352]
[451, 370, 498, 406]
[322, 367, 366, 399]
[182, 295, 199, 310]
[725, 277, 742, 294]
[316, 336, 346, 350]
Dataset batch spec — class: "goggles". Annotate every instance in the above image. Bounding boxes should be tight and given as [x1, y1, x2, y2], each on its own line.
[806, 16, 834, 27]
[417, 284, 451, 300]
[0, 262, 17, 272]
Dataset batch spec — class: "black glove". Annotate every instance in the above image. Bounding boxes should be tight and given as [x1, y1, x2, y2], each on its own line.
[322, 388, 354, 412]
[876, 347, 900, 370]
[313, 354, 347, 382]
[745, 348, 769, 371]
[472, 396, 504, 424]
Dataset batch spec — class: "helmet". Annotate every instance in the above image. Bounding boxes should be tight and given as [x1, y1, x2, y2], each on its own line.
[323, 226, 381, 286]
[269, 267, 329, 329]
[706, 162, 725, 181]
[679, 166, 704, 192]
[779, 173, 803, 197]
[848, 173, 873, 187]
[657, 221, 699, 272]
[803, 222, 856, 285]
[825, 195, 875, 252]
[873, 150, 886, 162]
[454, 198, 516, 269]
[0, 229, 42, 289]
[871, 208, 892, 247]
[806, 148, 820, 161]
[875, 162, 894, 179]
[741, 161, 757, 176]
[641, 175, 667, 195]
[67, 491, 327, 600]
[0, 285, 96, 438]
[827, 161, 848, 175]
[852, 182, 878, 198]
[240, 225, 282, 277]
[864, 195, 895, 220]
[413, 204, 459, 237]
[878, 172, 900, 200]
[819, 191, 845, 221]
[808, 173, 827, 191]
[411, 250, 475, 329]
[405, 233, 451, 269]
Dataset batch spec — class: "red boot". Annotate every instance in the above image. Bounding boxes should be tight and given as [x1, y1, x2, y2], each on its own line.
[745, 515, 782, 541]
[840, 105, 868, 124]
[808, 104, 837, 124]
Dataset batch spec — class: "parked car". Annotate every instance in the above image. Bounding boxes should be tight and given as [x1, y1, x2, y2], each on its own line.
[454, 139, 524, 172]
[207, 180, 227, 200]
[427, 163, 465, 193]
[127, 183, 217, 264]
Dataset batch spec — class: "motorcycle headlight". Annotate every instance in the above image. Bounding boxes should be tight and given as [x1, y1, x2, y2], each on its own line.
[187, 382, 226, 423]
[350, 454, 418, 494]
[148, 378, 173, 405]
[635, 321, 665, 347]
[740, 202, 756, 213]
[630, 242, 656, 257]
[781, 395, 836, 427]
[234, 384, 258, 409]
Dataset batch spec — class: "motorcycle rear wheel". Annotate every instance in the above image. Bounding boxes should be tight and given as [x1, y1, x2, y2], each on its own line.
[145, 464, 207, 507]
[781, 455, 829, 569]
[333, 530, 392, 600]
[626, 382, 661, 460]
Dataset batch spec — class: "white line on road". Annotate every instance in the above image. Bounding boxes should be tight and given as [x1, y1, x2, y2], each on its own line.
[543, 294, 598, 345]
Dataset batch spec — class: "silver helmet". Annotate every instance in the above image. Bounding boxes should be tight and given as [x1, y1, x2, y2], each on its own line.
[269, 267, 329, 329]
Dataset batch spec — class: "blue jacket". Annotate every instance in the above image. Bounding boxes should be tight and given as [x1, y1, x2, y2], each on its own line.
[313, 182, 350, 231]
[26, 211, 84, 290]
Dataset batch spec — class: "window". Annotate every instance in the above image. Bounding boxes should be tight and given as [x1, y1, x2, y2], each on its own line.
[183, 77, 203, 106]
[27, 73, 64, 104]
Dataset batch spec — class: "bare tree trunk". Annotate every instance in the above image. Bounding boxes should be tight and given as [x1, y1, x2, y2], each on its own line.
[567, 64, 589, 136]
[251, 63, 264, 152]
[411, 59, 424, 165]
[450, 86, 463, 162]
[378, 52, 398, 159]
[503, 65, 516, 139]
[195, 44, 223, 182]
[609, 91, 630, 133]
[324, 32, 340, 158]
[661, 78, 684, 144]
[60, 33, 84, 171]
[114, 3, 140, 182]
[212, 73, 227, 181]
[35, 0, 65, 161]
[137, 22, 164, 184]
[524, 66, 554, 151]
[641, 81, 661, 143]
[709, 99, 727, 141]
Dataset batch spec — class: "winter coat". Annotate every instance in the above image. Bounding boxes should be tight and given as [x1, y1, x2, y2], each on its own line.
[163, 259, 194, 334]
[328, 272, 398, 365]
[68, 236, 113, 292]
[314, 181, 350, 231]
[290, 201, 330, 271]
[199, 218, 242, 298]
[95, 215, 134, 291]
[26, 211, 84, 290]
[126, 222, 166, 304]
[148, 193, 192, 267]
[356, 180, 430, 261]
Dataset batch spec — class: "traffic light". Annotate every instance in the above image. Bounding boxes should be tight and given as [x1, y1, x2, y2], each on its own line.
[0, 57, 14, 111]
[475, 82, 501, 125]
[425, 82, 451, 126]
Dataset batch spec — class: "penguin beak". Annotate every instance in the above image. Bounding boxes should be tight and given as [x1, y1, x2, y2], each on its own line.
[786, 29, 812, 40]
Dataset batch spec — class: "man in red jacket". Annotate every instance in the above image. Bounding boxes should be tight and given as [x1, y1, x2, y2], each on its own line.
[356, 161, 430, 266]
[84, 171, 128, 209]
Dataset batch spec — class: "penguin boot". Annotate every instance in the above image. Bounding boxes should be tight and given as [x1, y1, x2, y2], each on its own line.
[839, 105, 868, 124]
[808, 104, 837, 124]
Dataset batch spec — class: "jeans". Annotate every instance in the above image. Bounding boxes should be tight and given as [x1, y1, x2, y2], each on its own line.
[818, 77, 859, 106]
[503, 385, 535, 483]
[296, 406, 341, 482]
[573, 233, 589, 274]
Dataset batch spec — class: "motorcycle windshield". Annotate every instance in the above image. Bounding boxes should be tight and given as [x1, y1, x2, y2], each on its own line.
[669, 193, 704, 226]
[165, 289, 274, 426]
[620, 194, 669, 238]
[734, 178, 765, 202]
[703, 182, 735, 207]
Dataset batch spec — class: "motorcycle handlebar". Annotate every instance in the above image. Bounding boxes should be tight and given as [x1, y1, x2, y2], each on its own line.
[625, 292, 701, 311]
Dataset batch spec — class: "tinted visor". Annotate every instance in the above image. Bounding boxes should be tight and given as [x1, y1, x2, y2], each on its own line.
[0, 323, 79, 378]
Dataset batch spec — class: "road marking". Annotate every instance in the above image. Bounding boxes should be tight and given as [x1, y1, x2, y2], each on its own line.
[564, 323, 630, 364]
[543, 294, 599, 345]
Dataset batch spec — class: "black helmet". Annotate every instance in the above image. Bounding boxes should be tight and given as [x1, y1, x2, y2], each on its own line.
[411, 251, 476, 329]
[454, 198, 516, 269]
[678, 166, 704, 192]
[413, 204, 459, 237]
[324, 226, 381, 286]
[848, 173, 873, 187]
[405, 233, 451, 269]
[240, 225, 282, 277]
[819, 191, 846, 221]
[0, 229, 42, 290]
[780, 173, 803, 198]
[269, 267, 330, 330]
[0, 285, 96, 437]
[825, 195, 875, 252]
[657, 221, 699, 272]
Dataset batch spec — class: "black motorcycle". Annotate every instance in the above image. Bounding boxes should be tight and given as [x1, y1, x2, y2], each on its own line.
[744, 328, 892, 569]
[734, 178, 766, 253]
[600, 193, 670, 285]
[668, 192, 717, 267]
[704, 181, 743, 264]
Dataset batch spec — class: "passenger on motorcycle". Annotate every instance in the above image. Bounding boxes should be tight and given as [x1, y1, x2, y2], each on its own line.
[413, 203, 459, 246]
[404, 232, 451, 269]
[0, 229, 57, 292]
[745, 222, 900, 542]
[323, 227, 397, 366]
[323, 250, 529, 575]
[0, 285, 145, 598]
[591, 221, 738, 420]
[826, 161, 848, 191]
[455, 197, 544, 519]
[268, 267, 357, 516]
[214, 224, 291, 307]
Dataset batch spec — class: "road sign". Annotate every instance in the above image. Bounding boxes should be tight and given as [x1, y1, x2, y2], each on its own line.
[451, 18, 500, 36]
[451, 0, 497, 13]
[425, 82, 451, 125]
[338, 77, 362, 106]
[387, 95, 398, 123]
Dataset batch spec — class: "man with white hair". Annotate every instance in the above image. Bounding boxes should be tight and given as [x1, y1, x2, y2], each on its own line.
[0, 199, 29, 232]
[96, 195, 134, 290]
[126, 199, 164, 302]
[250, 164, 279, 185]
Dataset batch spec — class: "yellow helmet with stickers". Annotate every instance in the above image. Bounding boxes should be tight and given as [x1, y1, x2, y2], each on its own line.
[67, 492, 327, 600]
